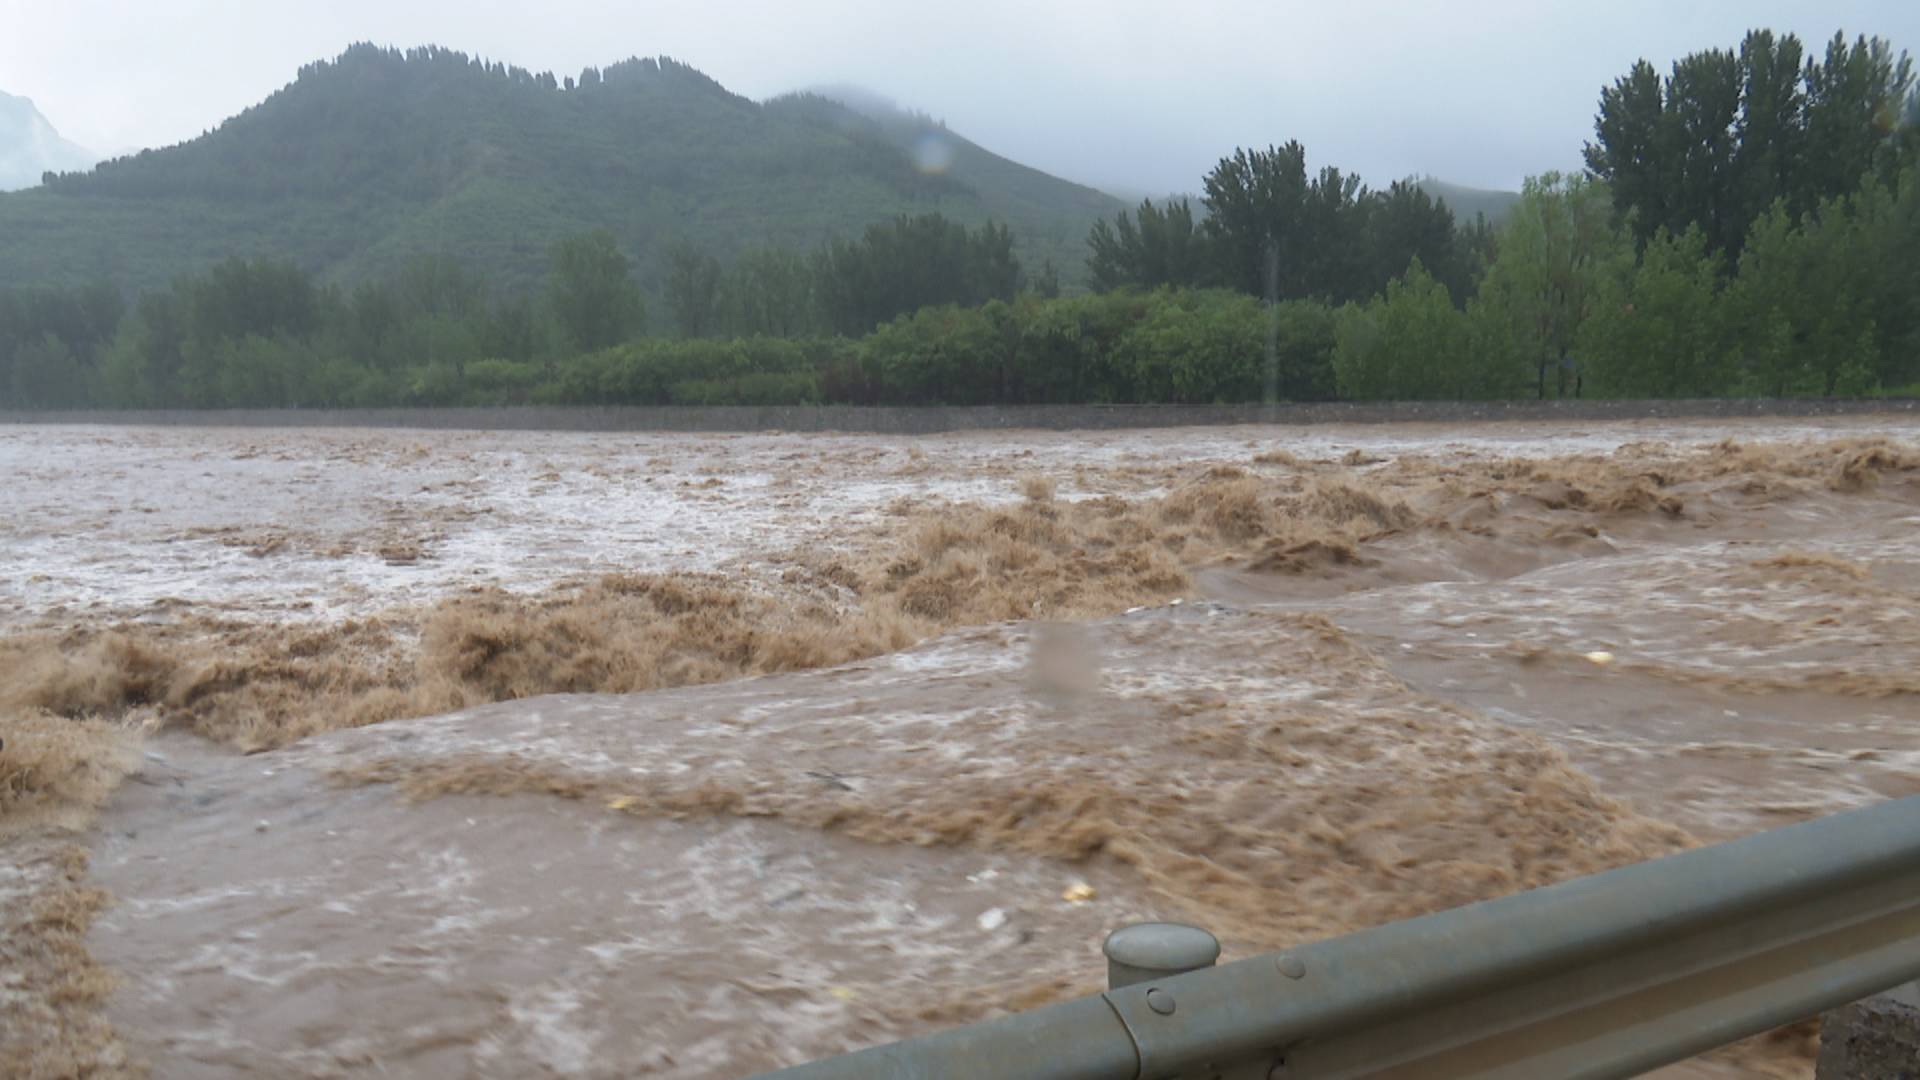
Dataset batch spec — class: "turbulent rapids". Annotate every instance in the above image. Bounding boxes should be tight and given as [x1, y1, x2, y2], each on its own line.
[2, 416, 1917, 1078]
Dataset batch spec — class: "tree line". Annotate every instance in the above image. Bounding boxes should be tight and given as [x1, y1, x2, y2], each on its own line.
[1088, 156, 1494, 307]
[1586, 30, 1917, 257]
[10, 44, 1095, 297]
[3, 28, 1915, 411]
[0, 214, 1027, 408]
[1336, 166, 1918, 401]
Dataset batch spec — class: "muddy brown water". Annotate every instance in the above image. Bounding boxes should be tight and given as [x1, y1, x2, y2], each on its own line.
[3, 417, 1918, 1078]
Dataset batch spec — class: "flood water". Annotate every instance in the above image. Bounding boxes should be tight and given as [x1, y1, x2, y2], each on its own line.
[3, 416, 1916, 1078]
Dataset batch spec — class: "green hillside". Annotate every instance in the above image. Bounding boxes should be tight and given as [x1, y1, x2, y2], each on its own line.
[0, 45, 1121, 294]
[790, 85, 1122, 253]
[1415, 177, 1521, 224]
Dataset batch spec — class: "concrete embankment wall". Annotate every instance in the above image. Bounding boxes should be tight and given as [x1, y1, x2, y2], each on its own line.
[2, 398, 1915, 433]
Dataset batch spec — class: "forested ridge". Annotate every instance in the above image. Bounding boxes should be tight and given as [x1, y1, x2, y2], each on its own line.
[2, 29, 1917, 410]
[0, 45, 1117, 296]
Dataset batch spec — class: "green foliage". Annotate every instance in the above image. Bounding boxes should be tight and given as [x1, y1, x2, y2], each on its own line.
[1028, 260, 1062, 300]
[1112, 290, 1266, 403]
[9, 332, 80, 407]
[1266, 300, 1341, 403]
[548, 336, 829, 406]
[1470, 173, 1628, 398]
[1202, 143, 1311, 299]
[1333, 259, 1479, 401]
[813, 214, 1020, 336]
[1455, 212, 1500, 299]
[1579, 227, 1732, 397]
[545, 230, 645, 352]
[663, 240, 724, 339]
[847, 288, 1337, 406]
[1413, 179, 1522, 225]
[760, 89, 1120, 283]
[176, 257, 319, 345]
[1842, 168, 1920, 388]
[207, 334, 328, 407]
[669, 371, 820, 406]
[1722, 170, 1920, 396]
[1086, 199, 1212, 291]
[462, 358, 546, 404]
[7, 29, 1915, 412]
[0, 281, 122, 407]
[1371, 180, 1478, 302]
[721, 247, 817, 338]
[2, 45, 1117, 297]
[1109, 143, 1473, 308]
[1803, 34, 1919, 197]
[1587, 30, 1915, 256]
[859, 303, 1005, 404]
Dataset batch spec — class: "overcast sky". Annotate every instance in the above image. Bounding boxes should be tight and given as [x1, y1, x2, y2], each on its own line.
[3, 0, 1917, 196]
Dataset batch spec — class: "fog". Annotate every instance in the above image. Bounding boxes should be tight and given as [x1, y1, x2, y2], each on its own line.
[4, 0, 1917, 200]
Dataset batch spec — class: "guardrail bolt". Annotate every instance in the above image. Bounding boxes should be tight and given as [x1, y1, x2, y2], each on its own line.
[1277, 953, 1306, 979]
[1103, 922, 1222, 989]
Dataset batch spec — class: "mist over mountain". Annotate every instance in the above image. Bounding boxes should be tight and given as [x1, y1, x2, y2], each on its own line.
[801, 83, 916, 124]
[0, 44, 1523, 300]
[3, 24, 1914, 417]
[0, 45, 1118, 293]
[0, 90, 96, 191]
[805, 83, 1519, 225]
[1412, 178, 1520, 224]
[790, 82, 1122, 232]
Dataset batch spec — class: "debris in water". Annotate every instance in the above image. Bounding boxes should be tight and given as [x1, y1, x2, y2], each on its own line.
[1584, 651, 1616, 666]
[8, 422, 1917, 1078]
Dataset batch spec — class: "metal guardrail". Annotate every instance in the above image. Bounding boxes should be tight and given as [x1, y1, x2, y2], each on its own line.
[763, 796, 1920, 1079]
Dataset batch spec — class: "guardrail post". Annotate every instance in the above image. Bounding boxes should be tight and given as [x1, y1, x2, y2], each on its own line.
[1103, 922, 1221, 989]
[1817, 981, 1920, 1078]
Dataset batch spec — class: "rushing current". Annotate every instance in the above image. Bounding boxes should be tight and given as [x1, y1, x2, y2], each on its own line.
[2, 416, 1916, 1079]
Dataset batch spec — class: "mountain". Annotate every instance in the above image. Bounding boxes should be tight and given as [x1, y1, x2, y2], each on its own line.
[795, 83, 1124, 252]
[802, 86, 1522, 236]
[0, 91, 96, 191]
[1415, 178, 1520, 224]
[0, 46, 1123, 295]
